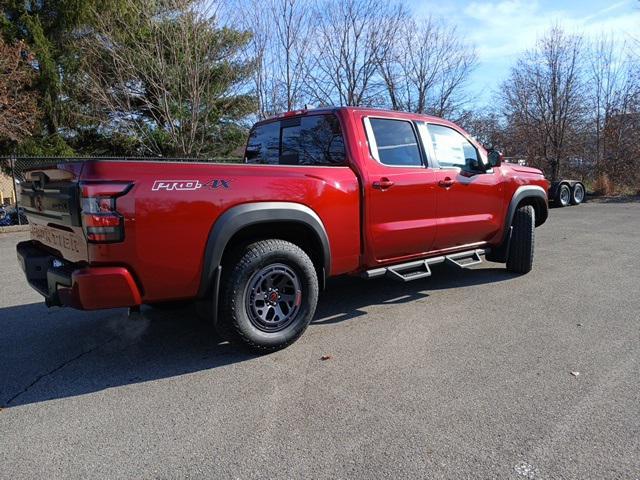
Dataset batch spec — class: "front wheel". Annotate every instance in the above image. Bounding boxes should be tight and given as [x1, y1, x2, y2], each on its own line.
[218, 239, 319, 352]
[506, 205, 535, 274]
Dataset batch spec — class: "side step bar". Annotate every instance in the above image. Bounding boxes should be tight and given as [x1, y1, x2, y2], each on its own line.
[363, 249, 488, 282]
[446, 249, 483, 268]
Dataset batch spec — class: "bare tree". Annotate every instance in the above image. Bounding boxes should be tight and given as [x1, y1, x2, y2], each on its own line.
[587, 35, 639, 186]
[501, 26, 585, 181]
[241, 4, 280, 119]
[273, 0, 312, 111]
[78, 0, 256, 157]
[589, 35, 625, 171]
[305, 0, 406, 106]
[240, 0, 313, 118]
[379, 16, 477, 119]
[460, 108, 505, 149]
[0, 39, 40, 148]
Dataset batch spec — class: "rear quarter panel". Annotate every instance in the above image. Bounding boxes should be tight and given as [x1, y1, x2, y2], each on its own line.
[80, 161, 360, 302]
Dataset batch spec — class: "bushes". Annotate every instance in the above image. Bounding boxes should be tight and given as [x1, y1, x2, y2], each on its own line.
[592, 174, 615, 196]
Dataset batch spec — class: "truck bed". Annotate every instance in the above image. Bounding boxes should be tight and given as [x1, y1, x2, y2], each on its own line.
[19, 160, 361, 304]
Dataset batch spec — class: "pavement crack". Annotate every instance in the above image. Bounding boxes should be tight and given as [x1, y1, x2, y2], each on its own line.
[3, 335, 117, 407]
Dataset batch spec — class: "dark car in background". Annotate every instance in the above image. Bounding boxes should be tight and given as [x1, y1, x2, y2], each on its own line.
[0, 205, 28, 226]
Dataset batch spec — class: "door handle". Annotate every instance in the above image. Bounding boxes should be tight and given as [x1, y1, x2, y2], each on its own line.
[438, 177, 454, 188]
[373, 178, 394, 190]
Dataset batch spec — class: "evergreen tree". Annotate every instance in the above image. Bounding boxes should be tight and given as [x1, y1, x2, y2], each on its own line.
[78, 0, 256, 157]
[0, 1, 106, 154]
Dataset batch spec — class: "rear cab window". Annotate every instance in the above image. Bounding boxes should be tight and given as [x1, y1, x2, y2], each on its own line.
[364, 117, 423, 167]
[245, 114, 347, 166]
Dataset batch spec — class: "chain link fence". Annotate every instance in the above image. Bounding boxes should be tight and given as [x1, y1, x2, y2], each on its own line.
[0, 156, 241, 226]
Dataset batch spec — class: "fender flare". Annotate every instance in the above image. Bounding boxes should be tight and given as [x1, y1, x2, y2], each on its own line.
[489, 185, 548, 263]
[505, 185, 548, 232]
[197, 202, 331, 299]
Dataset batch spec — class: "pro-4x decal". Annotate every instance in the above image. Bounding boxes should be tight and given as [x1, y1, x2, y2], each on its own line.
[152, 179, 230, 191]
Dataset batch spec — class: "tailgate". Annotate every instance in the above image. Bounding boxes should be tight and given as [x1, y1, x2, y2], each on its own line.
[19, 162, 88, 263]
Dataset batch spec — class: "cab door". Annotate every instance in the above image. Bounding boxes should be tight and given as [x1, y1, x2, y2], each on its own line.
[422, 122, 504, 250]
[361, 116, 440, 262]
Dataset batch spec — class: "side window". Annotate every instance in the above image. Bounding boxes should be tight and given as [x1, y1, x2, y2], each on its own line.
[427, 124, 481, 171]
[245, 121, 280, 164]
[245, 114, 346, 166]
[367, 118, 423, 167]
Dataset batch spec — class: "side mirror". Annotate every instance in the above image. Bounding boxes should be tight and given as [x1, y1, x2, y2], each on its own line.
[487, 149, 503, 168]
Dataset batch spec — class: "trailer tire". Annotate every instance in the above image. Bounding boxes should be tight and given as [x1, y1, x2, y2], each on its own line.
[218, 239, 318, 352]
[506, 205, 535, 274]
[556, 184, 571, 207]
[571, 183, 585, 205]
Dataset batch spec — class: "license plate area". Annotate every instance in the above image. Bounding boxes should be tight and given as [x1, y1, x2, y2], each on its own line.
[30, 221, 88, 263]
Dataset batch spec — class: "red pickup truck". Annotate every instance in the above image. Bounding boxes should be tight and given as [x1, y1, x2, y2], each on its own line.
[17, 107, 549, 351]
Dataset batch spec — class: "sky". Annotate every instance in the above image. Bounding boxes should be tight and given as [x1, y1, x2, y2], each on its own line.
[407, 0, 640, 106]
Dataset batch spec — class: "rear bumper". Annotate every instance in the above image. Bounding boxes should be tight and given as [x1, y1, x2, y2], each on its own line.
[16, 241, 142, 310]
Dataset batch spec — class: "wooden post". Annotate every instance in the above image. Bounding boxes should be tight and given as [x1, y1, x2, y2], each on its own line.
[11, 153, 21, 225]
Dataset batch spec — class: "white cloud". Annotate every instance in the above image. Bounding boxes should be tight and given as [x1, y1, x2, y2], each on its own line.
[415, 0, 640, 62]
[410, 0, 639, 105]
[462, 1, 556, 58]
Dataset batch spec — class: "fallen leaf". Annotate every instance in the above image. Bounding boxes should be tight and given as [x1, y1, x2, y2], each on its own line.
[514, 461, 537, 478]
[570, 371, 580, 377]
[320, 355, 332, 361]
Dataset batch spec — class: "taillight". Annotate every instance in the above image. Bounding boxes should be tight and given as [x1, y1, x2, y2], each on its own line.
[80, 182, 132, 243]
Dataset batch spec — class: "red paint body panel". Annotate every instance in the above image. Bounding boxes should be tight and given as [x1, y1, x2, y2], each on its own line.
[19, 106, 549, 310]
[431, 169, 503, 250]
[339, 108, 549, 268]
[80, 160, 361, 302]
[58, 267, 142, 310]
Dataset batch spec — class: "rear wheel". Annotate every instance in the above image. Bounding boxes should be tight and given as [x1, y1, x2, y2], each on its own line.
[506, 205, 535, 274]
[556, 184, 571, 207]
[218, 239, 319, 352]
[571, 183, 585, 205]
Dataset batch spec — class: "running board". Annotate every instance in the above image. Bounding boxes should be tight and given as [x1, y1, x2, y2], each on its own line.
[363, 249, 488, 282]
[445, 249, 483, 268]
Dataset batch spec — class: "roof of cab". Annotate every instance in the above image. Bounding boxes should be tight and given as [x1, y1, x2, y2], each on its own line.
[254, 106, 451, 128]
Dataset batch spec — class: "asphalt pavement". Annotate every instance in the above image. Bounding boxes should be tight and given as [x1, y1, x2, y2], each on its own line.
[1, 199, 638, 479]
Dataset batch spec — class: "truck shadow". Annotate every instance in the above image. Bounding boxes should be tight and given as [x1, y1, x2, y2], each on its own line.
[0, 263, 515, 408]
[314, 264, 514, 324]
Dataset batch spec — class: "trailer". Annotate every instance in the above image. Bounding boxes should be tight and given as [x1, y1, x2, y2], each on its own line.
[503, 159, 585, 208]
[548, 180, 586, 207]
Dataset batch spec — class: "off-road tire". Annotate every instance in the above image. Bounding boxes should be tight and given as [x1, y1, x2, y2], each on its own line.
[506, 205, 535, 274]
[556, 184, 571, 207]
[218, 239, 319, 352]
